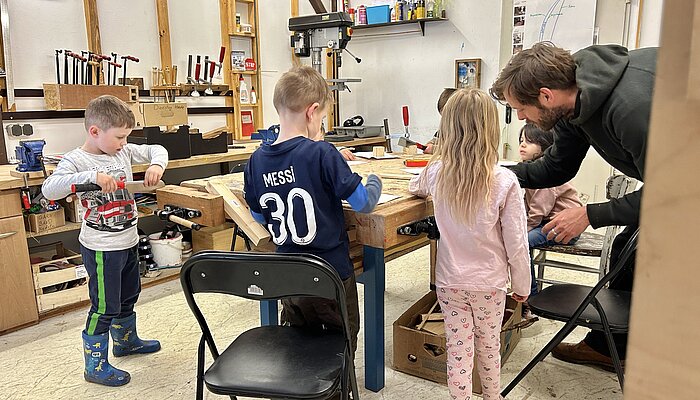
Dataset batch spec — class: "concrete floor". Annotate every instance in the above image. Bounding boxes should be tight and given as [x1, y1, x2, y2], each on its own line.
[0, 247, 623, 399]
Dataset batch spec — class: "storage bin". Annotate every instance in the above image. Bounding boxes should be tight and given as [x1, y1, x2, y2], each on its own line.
[366, 5, 391, 24]
[333, 125, 383, 138]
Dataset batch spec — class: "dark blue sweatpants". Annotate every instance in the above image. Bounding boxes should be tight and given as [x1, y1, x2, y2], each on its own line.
[81, 245, 140, 335]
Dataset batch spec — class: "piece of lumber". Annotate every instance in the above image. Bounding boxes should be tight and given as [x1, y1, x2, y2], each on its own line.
[206, 181, 270, 246]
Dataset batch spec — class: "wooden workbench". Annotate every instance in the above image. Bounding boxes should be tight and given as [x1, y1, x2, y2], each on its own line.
[0, 143, 259, 191]
[181, 154, 435, 392]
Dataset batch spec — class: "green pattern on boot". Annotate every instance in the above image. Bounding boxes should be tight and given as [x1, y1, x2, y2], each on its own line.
[110, 313, 161, 357]
[82, 331, 131, 386]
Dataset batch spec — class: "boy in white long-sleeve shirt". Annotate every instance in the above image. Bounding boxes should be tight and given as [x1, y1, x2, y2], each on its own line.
[42, 95, 168, 387]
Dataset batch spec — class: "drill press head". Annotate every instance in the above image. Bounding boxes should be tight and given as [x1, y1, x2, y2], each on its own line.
[15, 139, 46, 172]
[289, 12, 353, 73]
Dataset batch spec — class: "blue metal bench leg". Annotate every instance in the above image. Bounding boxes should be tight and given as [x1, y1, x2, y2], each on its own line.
[259, 300, 278, 326]
[361, 245, 385, 392]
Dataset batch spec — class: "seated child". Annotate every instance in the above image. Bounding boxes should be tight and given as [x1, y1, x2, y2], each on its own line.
[519, 124, 582, 297]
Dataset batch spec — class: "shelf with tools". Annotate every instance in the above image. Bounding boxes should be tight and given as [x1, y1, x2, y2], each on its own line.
[352, 17, 448, 36]
[220, 0, 264, 140]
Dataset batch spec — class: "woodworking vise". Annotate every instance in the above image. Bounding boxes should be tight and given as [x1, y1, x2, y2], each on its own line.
[155, 204, 202, 237]
[15, 139, 46, 173]
[397, 216, 440, 240]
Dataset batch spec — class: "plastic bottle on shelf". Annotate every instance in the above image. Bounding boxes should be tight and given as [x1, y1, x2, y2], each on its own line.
[236, 13, 241, 32]
[239, 76, 249, 104]
[358, 5, 367, 25]
[250, 86, 257, 105]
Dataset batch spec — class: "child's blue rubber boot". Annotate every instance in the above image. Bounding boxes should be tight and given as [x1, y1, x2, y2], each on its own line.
[110, 313, 161, 357]
[82, 330, 131, 386]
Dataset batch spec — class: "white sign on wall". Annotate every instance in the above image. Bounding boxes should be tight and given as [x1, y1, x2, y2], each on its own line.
[523, 0, 597, 52]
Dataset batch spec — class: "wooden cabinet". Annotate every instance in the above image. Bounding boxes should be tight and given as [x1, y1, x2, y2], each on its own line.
[0, 190, 38, 332]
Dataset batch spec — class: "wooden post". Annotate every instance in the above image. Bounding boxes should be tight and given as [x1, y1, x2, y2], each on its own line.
[308, 0, 327, 13]
[83, 0, 102, 55]
[155, 0, 173, 71]
[251, 0, 263, 130]
[219, 0, 236, 140]
[291, 0, 301, 67]
[625, 1, 700, 397]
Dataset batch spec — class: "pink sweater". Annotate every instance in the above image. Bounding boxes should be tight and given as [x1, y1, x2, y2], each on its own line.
[409, 163, 531, 296]
[524, 183, 582, 230]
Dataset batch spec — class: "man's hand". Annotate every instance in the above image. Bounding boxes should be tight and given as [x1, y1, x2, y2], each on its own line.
[96, 172, 118, 193]
[543, 206, 589, 244]
[339, 148, 356, 161]
[144, 164, 164, 187]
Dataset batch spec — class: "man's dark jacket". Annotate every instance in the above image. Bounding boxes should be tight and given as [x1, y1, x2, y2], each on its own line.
[512, 44, 656, 228]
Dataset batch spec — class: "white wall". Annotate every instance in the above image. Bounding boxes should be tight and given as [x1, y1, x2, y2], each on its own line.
[3, 0, 665, 203]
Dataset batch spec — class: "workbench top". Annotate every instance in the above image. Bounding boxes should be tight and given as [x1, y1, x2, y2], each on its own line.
[0, 144, 259, 191]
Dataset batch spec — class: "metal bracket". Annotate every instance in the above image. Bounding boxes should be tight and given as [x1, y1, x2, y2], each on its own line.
[397, 216, 440, 240]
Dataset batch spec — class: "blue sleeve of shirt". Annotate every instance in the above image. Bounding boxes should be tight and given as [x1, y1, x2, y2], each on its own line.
[250, 210, 265, 224]
[347, 183, 369, 211]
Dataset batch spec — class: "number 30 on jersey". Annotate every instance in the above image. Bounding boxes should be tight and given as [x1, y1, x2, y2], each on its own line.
[259, 188, 317, 245]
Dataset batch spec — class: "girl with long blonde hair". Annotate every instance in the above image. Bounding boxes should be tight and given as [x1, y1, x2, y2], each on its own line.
[409, 88, 531, 400]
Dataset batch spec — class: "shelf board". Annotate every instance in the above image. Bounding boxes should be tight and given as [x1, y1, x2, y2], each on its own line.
[231, 70, 257, 75]
[236, 0, 255, 3]
[352, 17, 448, 36]
[231, 32, 256, 38]
[239, 103, 259, 108]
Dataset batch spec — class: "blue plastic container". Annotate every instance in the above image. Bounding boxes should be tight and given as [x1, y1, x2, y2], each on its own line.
[366, 5, 390, 24]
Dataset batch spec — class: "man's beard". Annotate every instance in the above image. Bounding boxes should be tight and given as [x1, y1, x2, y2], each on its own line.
[535, 105, 572, 131]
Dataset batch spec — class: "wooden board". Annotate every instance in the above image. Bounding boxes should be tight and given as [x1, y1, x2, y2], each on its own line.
[0, 189, 21, 219]
[156, 185, 225, 227]
[0, 216, 38, 331]
[192, 222, 247, 253]
[206, 181, 270, 246]
[42, 84, 137, 110]
[625, 1, 700, 398]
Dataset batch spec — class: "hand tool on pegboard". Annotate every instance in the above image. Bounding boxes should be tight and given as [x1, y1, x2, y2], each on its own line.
[205, 60, 215, 95]
[402, 105, 411, 138]
[215, 46, 226, 79]
[121, 55, 139, 85]
[54, 50, 62, 84]
[191, 55, 201, 97]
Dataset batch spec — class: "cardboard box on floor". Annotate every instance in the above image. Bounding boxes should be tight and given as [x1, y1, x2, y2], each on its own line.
[393, 291, 523, 393]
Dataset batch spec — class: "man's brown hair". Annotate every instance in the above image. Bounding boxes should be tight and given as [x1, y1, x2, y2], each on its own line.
[437, 88, 457, 114]
[84, 95, 135, 131]
[490, 42, 577, 106]
[273, 66, 331, 113]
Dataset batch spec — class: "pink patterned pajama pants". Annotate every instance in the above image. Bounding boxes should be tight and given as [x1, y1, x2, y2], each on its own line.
[437, 287, 506, 400]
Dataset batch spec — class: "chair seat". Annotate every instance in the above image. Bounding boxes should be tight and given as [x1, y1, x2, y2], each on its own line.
[528, 284, 630, 332]
[205, 325, 346, 399]
[534, 231, 604, 257]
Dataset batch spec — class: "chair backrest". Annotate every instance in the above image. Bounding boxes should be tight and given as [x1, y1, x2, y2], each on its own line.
[181, 250, 344, 301]
[578, 228, 639, 318]
[180, 251, 351, 358]
[598, 174, 639, 275]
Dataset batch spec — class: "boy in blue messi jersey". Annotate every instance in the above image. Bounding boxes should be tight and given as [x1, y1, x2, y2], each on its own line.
[243, 66, 382, 355]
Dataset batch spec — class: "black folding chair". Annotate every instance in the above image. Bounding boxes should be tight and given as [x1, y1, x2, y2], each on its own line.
[502, 229, 639, 397]
[181, 251, 360, 400]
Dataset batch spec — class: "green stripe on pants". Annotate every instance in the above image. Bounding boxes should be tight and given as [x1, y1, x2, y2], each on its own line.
[86, 251, 106, 335]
